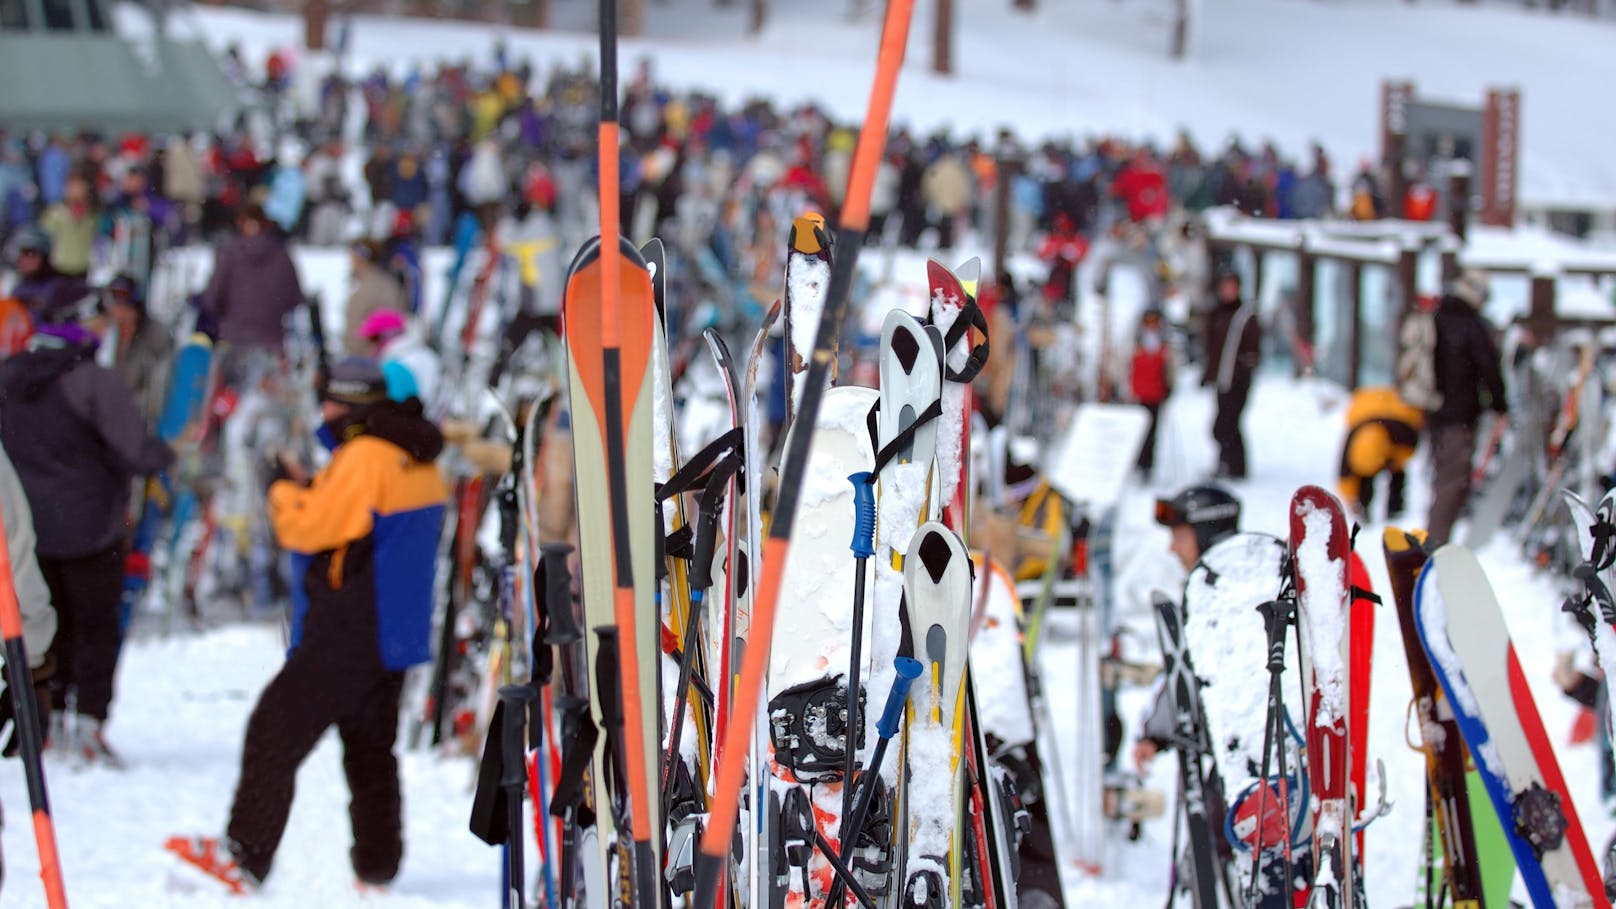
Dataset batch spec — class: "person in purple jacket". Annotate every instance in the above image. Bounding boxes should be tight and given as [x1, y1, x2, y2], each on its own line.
[197, 203, 305, 393]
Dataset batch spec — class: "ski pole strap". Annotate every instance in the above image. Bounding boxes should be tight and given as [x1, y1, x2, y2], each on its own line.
[539, 543, 580, 645]
[548, 693, 599, 827]
[863, 398, 945, 478]
[655, 427, 744, 502]
[1592, 519, 1616, 572]
[689, 452, 742, 591]
[1350, 586, 1382, 605]
[937, 299, 990, 384]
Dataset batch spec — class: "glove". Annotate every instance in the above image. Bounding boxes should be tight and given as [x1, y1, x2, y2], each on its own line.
[0, 655, 54, 758]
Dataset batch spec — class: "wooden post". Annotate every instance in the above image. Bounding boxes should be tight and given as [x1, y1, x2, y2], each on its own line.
[622, 0, 643, 36]
[1169, 0, 1188, 58]
[1297, 246, 1317, 350]
[1529, 266, 1557, 344]
[304, 0, 328, 50]
[1397, 244, 1419, 317]
[992, 133, 1018, 282]
[934, 0, 953, 74]
[1348, 261, 1364, 389]
[1447, 161, 1471, 243]
[749, 0, 764, 33]
[1013, 0, 1034, 9]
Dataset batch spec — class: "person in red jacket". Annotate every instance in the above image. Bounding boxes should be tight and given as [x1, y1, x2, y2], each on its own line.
[1038, 213, 1088, 310]
[1130, 308, 1174, 478]
[1112, 149, 1170, 224]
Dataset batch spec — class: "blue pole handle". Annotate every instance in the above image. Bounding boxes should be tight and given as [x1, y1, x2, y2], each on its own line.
[877, 657, 923, 739]
[849, 472, 877, 558]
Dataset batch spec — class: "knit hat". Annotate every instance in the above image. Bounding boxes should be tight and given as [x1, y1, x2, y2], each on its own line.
[321, 357, 388, 406]
[358, 309, 408, 343]
[1450, 269, 1490, 310]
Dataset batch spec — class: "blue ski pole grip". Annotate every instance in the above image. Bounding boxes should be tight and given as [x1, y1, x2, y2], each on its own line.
[878, 657, 924, 739]
[849, 472, 877, 558]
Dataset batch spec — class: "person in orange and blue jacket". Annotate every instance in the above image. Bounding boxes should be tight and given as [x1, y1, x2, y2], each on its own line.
[1337, 386, 1423, 523]
[166, 357, 447, 894]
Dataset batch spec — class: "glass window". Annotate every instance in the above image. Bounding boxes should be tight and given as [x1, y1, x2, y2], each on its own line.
[0, 0, 32, 30]
[82, 0, 105, 31]
[41, 0, 72, 30]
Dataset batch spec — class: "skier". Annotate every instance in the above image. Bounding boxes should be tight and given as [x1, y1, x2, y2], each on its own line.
[7, 226, 89, 323]
[197, 203, 305, 394]
[1424, 269, 1507, 547]
[167, 358, 447, 894]
[1130, 308, 1174, 480]
[1133, 483, 1242, 767]
[356, 309, 440, 407]
[0, 321, 173, 761]
[98, 274, 174, 429]
[1202, 268, 1260, 480]
[343, 239, 409, 357]
[1337, 386, 1422, 522]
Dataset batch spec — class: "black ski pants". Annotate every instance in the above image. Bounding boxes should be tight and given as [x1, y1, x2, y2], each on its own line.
[39, 546, 124, 722]
[1136, 402, 1163, 474]
[1212, 380, 1251, 479]
[1426, 422, 1477, 549]
[227, 594, 405, 885]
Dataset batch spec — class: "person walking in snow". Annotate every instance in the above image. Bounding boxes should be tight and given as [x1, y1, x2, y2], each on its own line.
[1424, 270, 1507, 547]
[1130, 308, 1174, 480]
[0, 322, 172, 762]
[1202, 269, 1260, 480]
[167, 358, 447, 894]
[197, 203, 305, 393]
[98, 274, 174, 429]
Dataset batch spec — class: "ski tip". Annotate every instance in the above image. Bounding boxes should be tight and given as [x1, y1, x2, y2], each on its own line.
[788, 212, 828, 256]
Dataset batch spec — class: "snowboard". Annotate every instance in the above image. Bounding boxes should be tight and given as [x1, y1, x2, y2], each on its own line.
[1415, 544, 1612, 909]
[1381, 527, 1495, 908]
[1181, 531, 1304, 904]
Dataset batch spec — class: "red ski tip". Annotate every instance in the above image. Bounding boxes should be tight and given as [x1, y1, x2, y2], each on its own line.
[165, 835, 258, 896]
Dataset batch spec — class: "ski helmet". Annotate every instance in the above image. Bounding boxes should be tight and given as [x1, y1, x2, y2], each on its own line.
[1155, 484, 1241, 553]
[9, 225, 50, 261]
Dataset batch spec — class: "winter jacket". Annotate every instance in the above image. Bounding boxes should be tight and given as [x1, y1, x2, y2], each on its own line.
[378, 325, 440, 406]
[39, 203, 97, 276]
[0, 343, 174, 558]
[344, 262, 409, 357]
[11, 265, 90, 323]
[1112, 163, 1169, 223]
[273, 399, 447, 671]
[0, 441, 54, 668]
[199, 231, 305, 348]
[921, 154, 972, 216]
[1202, 299, 1261, 394]
[162, 138, 206, 207]
[113, 315, 175, 429]
[1429, 294, 1507, 429]
[1130, 333, 1173, 406]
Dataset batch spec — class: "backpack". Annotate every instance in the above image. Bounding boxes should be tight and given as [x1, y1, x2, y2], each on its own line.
[1396, 298, 1442, 412]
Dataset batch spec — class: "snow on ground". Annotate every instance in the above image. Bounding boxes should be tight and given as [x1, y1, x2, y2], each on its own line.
[0, 344, 1602, 907]
[161, 0, 1616, 210]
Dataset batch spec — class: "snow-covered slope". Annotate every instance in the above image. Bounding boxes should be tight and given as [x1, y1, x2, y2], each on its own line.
[161, 0, 1616, 208]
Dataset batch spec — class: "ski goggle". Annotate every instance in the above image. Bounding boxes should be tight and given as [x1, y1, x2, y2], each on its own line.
[1154, 498, 1183, 527]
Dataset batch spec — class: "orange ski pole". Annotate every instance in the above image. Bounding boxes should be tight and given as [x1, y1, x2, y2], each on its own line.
[0, 509, 68, 908]
[691, 0, 919, 902]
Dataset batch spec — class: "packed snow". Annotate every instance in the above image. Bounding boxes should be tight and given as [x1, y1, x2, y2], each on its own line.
[1294, 501, 1348, 727]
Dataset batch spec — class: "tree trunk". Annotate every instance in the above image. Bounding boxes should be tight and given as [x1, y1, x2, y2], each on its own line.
[1169, 0, 1187, 58]
[934, 0, 953, 74]
[750, 0, 765, 33]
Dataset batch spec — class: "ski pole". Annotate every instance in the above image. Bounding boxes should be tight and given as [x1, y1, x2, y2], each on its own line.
[826, 656, 924, 908]
[539, 544, 588, 907]
[1249, 597, 1295, 905]
[499, 685, 536, 909]
[661, 456, 737, 803]
[843, 472, 877, 812]
[0, 509, 68, 909]
[690, 0, 919, 899]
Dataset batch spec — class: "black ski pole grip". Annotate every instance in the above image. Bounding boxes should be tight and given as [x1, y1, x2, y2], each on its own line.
[878, 657, 923, 739]
[1257, 599, 1291, 674]
[498, 482, 519, 555]
[541, 544, 581, 645]
[594, 627, 623, 728]
[499, 685, 537, 791]
[689, 462, 734, 593]
[849, 472, 876, 558]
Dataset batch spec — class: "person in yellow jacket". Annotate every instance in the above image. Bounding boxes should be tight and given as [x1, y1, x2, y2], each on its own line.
[1339, 386, 1423, 521]
[167, 358, 448, 893]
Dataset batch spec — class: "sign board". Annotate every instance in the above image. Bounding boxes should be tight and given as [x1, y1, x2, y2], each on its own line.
[1480, 88, 1520, 228]
[1044, 403, 1151, 510]
[1380, 80, 1415, 161]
